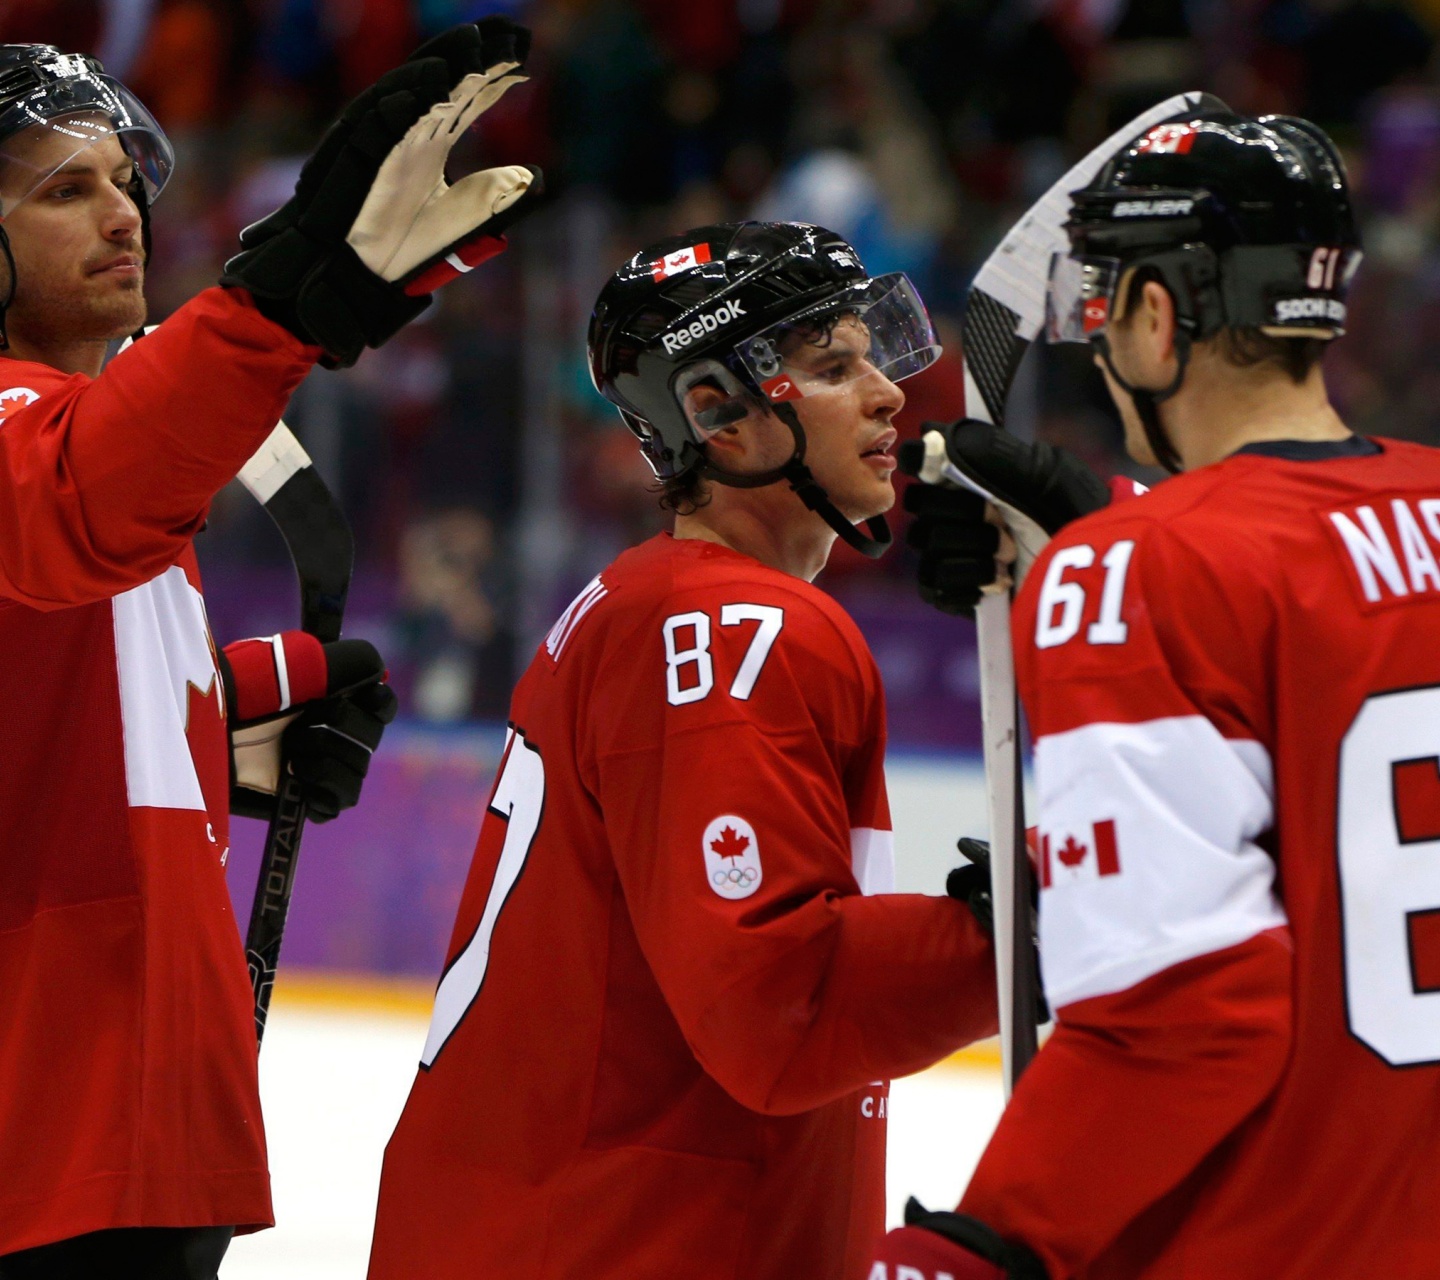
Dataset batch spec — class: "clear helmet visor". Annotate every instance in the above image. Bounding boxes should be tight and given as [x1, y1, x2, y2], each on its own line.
[1045, 252, 1122, 344]
[0, 57, 173, 217]
[735, 273, 941, 406]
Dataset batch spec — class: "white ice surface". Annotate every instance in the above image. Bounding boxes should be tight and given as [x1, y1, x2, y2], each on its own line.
[220, 1000, 1004, 1279]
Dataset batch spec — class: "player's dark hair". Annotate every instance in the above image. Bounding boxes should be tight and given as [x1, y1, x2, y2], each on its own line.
[1214, 328, 1325, 383]
[654, 469, 710, 515]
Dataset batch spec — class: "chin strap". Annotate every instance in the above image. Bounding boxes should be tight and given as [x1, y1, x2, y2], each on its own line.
[699, 400, 892, 558]
[781, 455, 892, 557]
[1092, 332, 1190, 475]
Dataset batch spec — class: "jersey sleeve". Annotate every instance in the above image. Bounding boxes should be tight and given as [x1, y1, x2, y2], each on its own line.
[589, 580, 997, 1116]
[959, 515, 1293, 1274]
[0, 286, 316, 609]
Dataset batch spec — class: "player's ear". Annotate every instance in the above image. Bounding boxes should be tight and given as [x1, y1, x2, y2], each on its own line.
[1139, 279, 1177, 361]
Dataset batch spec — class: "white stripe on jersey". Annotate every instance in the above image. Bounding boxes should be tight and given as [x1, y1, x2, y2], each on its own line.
[112, 565, 216, 811]
[1035, 714, 1285, 1009]
[849, 827, 895, 896]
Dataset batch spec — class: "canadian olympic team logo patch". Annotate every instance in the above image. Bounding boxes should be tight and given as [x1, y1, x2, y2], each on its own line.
[0, 386, 39, 420]
[703, 814, 762, 900]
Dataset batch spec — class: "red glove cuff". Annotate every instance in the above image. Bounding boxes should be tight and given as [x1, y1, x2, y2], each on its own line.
[870, 1226, 1008, 1280]
[402, 233, 508, 296]
[223, 631, 328, 721]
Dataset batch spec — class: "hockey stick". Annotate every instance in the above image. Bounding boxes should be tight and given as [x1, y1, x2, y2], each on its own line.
[236, 422, 354, 1047]
[920, 91, 1222, 1098]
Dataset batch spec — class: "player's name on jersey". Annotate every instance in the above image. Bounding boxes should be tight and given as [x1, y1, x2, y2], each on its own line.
[1327, 496, 1440, 605]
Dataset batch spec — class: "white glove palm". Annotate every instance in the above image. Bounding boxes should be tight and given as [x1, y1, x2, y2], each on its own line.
[346, 63, 537, 289]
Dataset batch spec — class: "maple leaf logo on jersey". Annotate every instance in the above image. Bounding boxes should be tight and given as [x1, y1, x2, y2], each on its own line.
[703, 814, 762, 901]
[1057, 834, 1088, 867]
[0, 386, 40, 421]
[710, 825, 750, 862]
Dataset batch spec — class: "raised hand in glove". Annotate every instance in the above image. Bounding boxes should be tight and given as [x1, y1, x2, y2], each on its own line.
[899, 419, 1113, 617]
[222, 19, 542, 367]
[219, 632, 398, 823]
[870, 1198, 1048, 1280]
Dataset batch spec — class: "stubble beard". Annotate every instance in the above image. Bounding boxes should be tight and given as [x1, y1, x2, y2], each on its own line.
[6, 267, 147, 350]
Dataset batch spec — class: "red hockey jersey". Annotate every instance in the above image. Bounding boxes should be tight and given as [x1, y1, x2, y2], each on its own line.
[963, 437, 1440, 1277]
[369, 533, 997, 1280]
[0, 288, 316, 1254]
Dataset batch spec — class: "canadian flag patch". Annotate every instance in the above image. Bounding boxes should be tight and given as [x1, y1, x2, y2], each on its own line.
[651, 243, 712, 281]
[1040, 819, 1121, 887]
[1135, 123, 1197, 155]
[703, 814, 762, 900]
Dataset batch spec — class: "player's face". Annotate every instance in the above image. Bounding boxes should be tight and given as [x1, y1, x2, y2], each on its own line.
[786, 315, 904, 521]
[0, 127, 147, 347]
[1093, 275, 1175, 468]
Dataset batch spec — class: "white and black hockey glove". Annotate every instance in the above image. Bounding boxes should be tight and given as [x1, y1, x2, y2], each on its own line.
[221, 19, 542, 368]
[900, 419, 1112, 617]
[870, 1199, 1049, 1280]
[219, 633, 399, 824]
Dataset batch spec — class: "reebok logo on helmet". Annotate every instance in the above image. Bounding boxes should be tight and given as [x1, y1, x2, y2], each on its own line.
[661, 300, 748, 354]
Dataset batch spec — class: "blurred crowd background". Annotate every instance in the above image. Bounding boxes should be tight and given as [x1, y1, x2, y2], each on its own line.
[6, 0, 1440, 740]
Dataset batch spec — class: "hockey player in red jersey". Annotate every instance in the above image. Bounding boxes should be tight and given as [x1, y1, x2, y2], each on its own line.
[871, 110, 1440, 1279]
[367, 222, 1001, 1280]
[0, 28, 540, 1278]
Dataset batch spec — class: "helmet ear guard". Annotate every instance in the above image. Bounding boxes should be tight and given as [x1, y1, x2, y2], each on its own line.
[673, 359, 753, 435]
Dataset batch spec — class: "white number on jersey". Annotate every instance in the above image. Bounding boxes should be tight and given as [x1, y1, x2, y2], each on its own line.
[1338, 685, 1440, 1066]
[663, 604, 785, 706]
[421, 727, 545, 1068]
[1035, 539, 1136, 649]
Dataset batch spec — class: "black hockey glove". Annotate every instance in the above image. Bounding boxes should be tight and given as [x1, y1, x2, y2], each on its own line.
[222, 19, 543, 367]
[869, 1198, 1049, 1280]
[281, 680, 399, 823]
[901, 419, 1110, 618]
[219, 633, 398, 823]
[947, 836, 1049, 1024]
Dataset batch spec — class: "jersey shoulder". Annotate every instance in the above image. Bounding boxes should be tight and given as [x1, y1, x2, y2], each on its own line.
[546, 535, 881, 756]
[1015, 468, 1272, 740]
[0, 361, 84, 424]
[585, 534, 874, 667]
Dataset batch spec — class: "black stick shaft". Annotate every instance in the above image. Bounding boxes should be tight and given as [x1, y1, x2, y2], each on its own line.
[1008, 694, 1039, 1080]
[245, 771, 312, 1046]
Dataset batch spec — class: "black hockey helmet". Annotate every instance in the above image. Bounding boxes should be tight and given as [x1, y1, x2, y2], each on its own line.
[0, 45, 172, 347]
[1044, 109, 1361, 470]
[0, 45, 172, 214]
[588, 221, 940, 557]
